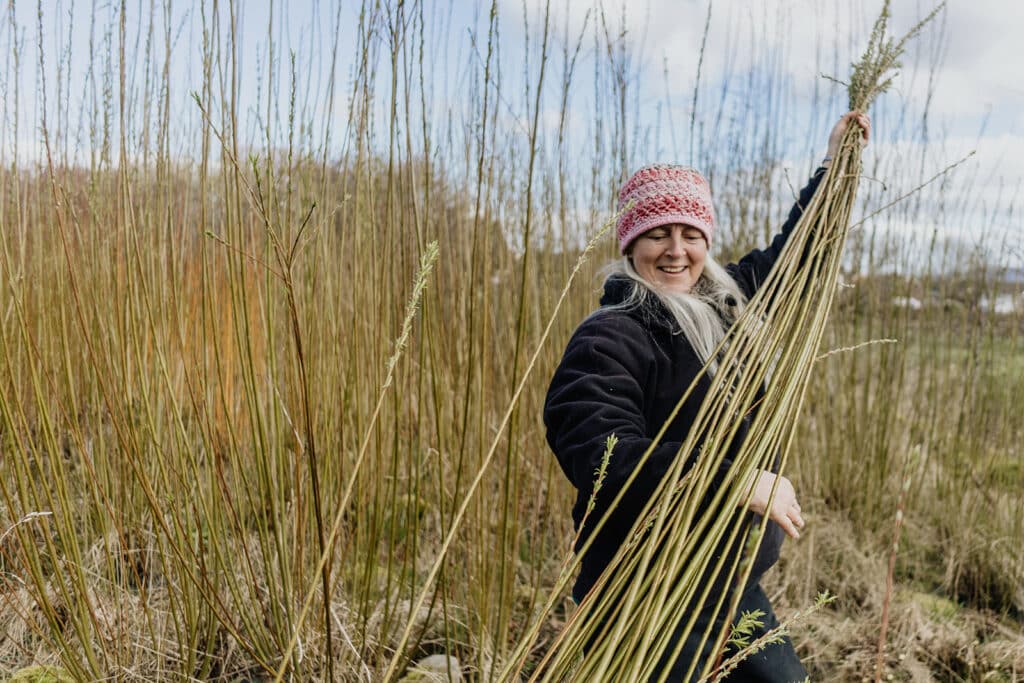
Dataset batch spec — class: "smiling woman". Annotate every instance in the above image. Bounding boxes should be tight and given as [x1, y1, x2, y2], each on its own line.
[544, 112, 869, 681]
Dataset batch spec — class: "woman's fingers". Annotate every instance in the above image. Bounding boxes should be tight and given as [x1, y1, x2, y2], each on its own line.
[847, 110, 870, 144]
[772, 498, 803, 539]
[855, 111, 871, 144]
[773, 503, 801, 540]
[789, 503, 805, 529]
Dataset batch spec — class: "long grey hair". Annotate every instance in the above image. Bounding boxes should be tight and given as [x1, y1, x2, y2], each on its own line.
[606, 255, 748, 375]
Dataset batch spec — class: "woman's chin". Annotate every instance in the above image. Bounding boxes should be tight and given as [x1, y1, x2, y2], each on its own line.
[657, 278, 693, 294]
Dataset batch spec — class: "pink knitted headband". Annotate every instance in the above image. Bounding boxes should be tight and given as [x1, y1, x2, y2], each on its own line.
[616, 164, 716, 254]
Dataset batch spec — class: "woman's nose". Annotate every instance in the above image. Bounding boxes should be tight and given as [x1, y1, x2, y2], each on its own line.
[665, 234, 684, 256]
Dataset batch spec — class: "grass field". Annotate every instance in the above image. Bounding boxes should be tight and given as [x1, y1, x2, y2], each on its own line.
[1, 1, 1022, 681]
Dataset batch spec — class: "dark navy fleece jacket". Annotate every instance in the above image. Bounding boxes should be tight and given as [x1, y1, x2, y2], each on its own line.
[544, 168, 826, 603]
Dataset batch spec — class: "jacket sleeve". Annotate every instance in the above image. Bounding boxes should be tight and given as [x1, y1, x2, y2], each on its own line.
[544, 312, 716, 508]
[727, 166, 827, 297]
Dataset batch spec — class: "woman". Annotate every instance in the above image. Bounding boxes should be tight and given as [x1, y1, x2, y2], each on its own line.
[544, 112, 870, 681]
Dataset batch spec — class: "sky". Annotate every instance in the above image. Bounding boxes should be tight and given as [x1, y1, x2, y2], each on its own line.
[8, 2, 1021, 143]
[517, 0, 1024, 132]
[2, 0, 1021, 268]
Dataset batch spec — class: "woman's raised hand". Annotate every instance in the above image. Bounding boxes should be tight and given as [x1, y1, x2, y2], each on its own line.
[826, 110, 871, 162]
[744, 470, 805, 540]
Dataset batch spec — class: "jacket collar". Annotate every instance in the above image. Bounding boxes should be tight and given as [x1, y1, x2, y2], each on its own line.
[599, 273, 634, 306]
[599, 274, 676, 331]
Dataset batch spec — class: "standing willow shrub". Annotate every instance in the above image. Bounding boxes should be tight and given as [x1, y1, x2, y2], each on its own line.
[501, 4, 943, 681]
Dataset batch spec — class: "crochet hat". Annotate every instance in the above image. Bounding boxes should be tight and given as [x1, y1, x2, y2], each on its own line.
[616, 164, 716, 254]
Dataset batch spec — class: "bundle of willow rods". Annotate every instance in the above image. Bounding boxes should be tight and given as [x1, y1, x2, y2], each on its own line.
[500, 3, 941, 681]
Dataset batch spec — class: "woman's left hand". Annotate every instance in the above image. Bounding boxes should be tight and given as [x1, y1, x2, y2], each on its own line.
[826, 110, 871, 160]
[743, 470, 805, 540]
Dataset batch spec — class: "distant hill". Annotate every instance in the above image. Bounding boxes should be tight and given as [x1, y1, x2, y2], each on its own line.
[1003, 267, 1024, 285]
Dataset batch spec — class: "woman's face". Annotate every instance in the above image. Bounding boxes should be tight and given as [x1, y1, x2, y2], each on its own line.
[629, 223, 708, 294]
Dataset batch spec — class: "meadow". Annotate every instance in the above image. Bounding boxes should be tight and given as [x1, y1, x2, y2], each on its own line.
[0, 1, 1021, 681]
